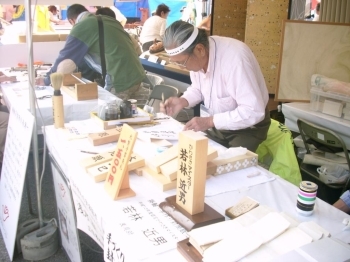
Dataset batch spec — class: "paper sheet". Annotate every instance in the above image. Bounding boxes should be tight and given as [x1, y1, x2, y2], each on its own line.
[205, 166, 275, 197]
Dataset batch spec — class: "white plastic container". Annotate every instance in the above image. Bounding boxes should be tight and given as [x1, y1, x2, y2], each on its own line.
[310, 87, 350, 119]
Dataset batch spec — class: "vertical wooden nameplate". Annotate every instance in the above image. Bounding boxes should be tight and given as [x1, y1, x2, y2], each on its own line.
[159, 130, 225, 231]
[104, 124, 137, 200]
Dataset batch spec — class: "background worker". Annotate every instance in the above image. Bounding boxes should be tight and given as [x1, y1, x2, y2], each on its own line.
[48, 5, 64, 25]
[160, 21, 270, 152]
[139, 4, 170, 52]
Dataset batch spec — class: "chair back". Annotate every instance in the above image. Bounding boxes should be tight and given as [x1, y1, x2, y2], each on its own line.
[147, 84, 179, 106]
[142, 73, 165, 90]
[297, 118, 350, 192]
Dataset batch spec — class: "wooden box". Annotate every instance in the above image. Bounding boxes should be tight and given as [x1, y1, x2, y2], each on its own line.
[61, 82, 98, 101]
[90, 109, 153, 130]
[209, 151, 258, 176]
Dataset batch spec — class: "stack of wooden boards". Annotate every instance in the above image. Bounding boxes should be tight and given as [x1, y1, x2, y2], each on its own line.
[80, 150, 145, 183]
[180, 205, 337, 262]
[79, 125, 258, 190]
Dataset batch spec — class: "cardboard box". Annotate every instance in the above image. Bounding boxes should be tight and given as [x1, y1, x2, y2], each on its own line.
[209, 151, 258, 176]
[90, 109, 153, 130]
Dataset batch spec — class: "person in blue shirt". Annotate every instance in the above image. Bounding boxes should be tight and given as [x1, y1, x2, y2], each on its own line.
[333, 190, 350, 213]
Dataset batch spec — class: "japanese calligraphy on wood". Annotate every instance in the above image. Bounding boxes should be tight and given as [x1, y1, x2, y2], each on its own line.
[87, 153, 145, 182]
[104, 124, 137, 200]
[176, 130, 208, 215]
[80, 151, 115, 171]
[88, 127, 122, 146]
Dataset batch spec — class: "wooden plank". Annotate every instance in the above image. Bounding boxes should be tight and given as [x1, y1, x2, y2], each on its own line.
[87, 128, 121, 146]
[87, 153, 145, 182]
[147, 145, 178, 173]
[158, 146, 218, 181]
[176, 130, 208, 215]
[80, 150, 115, 171]
[141, 167, 177, 192]
[104, 124, 137, 200]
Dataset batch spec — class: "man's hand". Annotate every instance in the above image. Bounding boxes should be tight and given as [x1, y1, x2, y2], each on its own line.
[160, 97, 188, 117]
[184, 116, 214, 132]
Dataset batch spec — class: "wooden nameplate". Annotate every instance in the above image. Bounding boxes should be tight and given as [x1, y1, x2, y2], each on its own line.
[159, 195, 225, 232]
[88, 128, 121, 146]
[177, 238, 203, 262]
[87, 153, 145, 182]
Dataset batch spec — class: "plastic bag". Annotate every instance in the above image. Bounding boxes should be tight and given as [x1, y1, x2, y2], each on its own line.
[317, 165, 350, 184]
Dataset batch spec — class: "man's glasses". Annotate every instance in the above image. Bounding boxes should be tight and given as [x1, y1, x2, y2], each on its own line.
[169, 54, 191, 68]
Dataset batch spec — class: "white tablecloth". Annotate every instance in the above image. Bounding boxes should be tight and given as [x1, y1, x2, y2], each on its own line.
[44, 119, 350, 261]
[282, 102, 350, 150]
[0, 81, 116, 133]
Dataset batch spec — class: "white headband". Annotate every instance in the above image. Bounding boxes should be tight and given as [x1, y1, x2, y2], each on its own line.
[165, 27, 199, 56]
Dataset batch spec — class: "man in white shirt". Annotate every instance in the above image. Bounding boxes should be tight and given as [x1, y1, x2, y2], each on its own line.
[109, 5, 127, 27]
[139, 4, 170, 52]
[161, 21, 270, 152]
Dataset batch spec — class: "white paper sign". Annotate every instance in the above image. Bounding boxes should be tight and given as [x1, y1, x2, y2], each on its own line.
[139, 130, 179, 140]
[51, 160, 82, 262]
[70, 177, 104, 248]
[148, 55, 159, 63]
[104, 198, 188, 261]
[0, 105, 34, 260]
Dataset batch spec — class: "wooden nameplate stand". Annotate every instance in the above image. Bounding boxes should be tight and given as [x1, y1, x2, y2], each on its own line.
[177, 238, 202, 262]
[61, 72, 98, 101]
[159, 130, 224, 231]
[104, 124, 137, 200]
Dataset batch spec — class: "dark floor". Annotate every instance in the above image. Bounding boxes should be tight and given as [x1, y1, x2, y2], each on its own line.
[0, 140, 104, 262]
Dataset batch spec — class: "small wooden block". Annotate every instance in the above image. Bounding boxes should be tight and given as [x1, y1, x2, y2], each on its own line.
[62, 72, 82, 86]
[80, 151, 115, 171]
[135, 168, 143, 176]
[206, 162, 217, 176]
[207, 146, 218, 162]
[141, 167, 177, 191]
[147, 145, 179, 173]
[158, 146, 218, 181]
[87, 153, 145, 182]
[159, 159, 178, 181]
[88, 129, 121, 146]
[225, 196, 259, 219]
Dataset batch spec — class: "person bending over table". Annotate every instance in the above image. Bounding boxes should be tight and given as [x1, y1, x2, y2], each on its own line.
[139, 4, 170, 52]
[95, 7, 141, 56]
[160, 21, 270, 152]
[37, 4, 145, 101]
